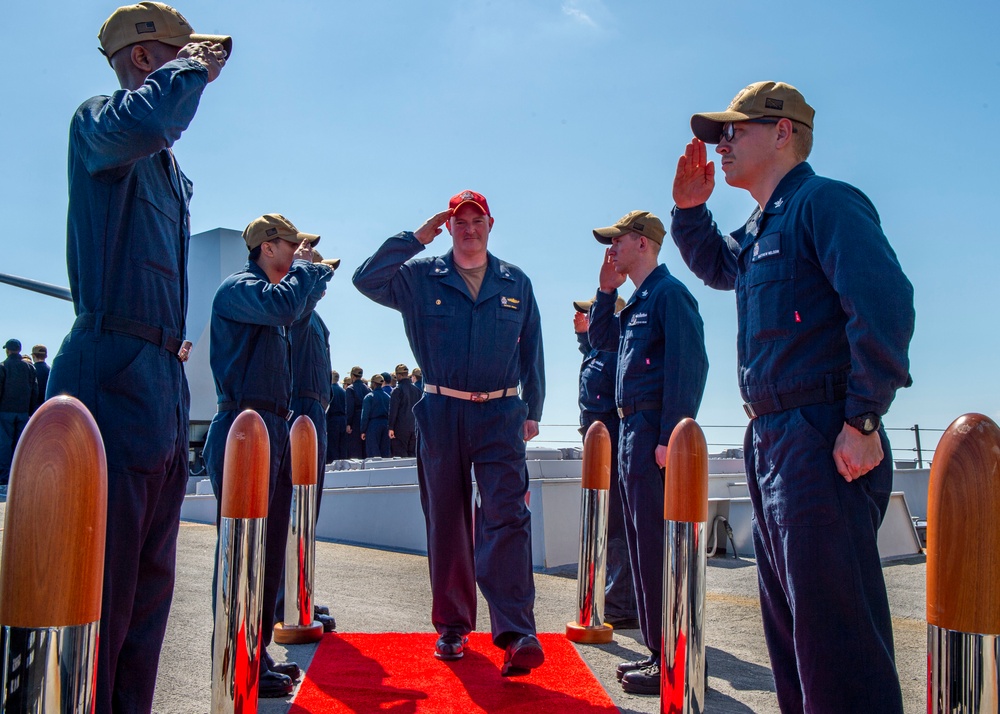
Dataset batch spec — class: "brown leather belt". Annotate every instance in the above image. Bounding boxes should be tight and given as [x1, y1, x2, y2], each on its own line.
[424, 384, 518, 403]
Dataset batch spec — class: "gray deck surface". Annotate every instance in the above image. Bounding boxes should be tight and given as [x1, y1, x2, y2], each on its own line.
[147, 520, 927, 714]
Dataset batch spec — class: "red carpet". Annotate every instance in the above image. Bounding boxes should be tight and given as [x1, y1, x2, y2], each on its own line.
[289, 632, 619, 713]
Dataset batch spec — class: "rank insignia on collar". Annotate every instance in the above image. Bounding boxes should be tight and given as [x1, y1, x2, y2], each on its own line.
[773, 197, 784, 208]
[640, 290, 648, 297]
[501, 296, 520, 309]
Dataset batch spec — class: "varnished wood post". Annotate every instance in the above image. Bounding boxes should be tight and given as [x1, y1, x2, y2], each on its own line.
[273, 416, 324, 644]
[0, 396, 107, 711]
[211, 410, 270, 714]
[927, 413, 1000, 712]
[566, 420, 614, 644]
[661, 418, 707, 714]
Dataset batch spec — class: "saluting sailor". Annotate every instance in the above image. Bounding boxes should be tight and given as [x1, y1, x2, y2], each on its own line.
[353, 190, 546, 676]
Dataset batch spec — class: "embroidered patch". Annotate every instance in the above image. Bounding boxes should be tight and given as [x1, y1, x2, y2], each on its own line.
[765, 98, 784, 110]
[136, 21, 156, 34]
[500, 296, 520, 310]
[752, 233, 780, 261]
[628, 312, 648, 326]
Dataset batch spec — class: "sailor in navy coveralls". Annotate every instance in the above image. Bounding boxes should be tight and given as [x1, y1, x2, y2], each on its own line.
[46, 4, 228, 710]
[671, 81, 914, 713]
[353, 190, 546, 676]
[587, 210, 708, 695]
[203, 214, 332, 697]
[573, 299, 638, 628]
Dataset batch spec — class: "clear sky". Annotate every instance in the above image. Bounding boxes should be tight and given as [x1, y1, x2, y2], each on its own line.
[2, 0, 997, 462]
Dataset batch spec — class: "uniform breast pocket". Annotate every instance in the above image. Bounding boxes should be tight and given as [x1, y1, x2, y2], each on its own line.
[130, 181, 182, 280]
[620, 325, 651, 374]
[745, 253, 794, 343]
[494, 307, 523, 348]
[421, 304, 456, 344]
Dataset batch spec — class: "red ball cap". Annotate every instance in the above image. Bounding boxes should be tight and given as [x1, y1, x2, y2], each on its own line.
[448, 190, 490, 217]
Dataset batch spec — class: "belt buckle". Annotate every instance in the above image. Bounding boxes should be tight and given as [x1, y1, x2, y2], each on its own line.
[470, 392, 489, 403]
[616, 407, 625, 419]
[743, 402, 757, 420]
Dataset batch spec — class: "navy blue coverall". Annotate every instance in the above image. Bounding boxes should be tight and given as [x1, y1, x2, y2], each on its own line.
[353, 232, 545, 646]
[47, 57, 208, 713]
[576, 331, 637, 623]
[30, 360, 49, 414]
[671, 161, 915, 713]
[388, 378, 421, 457]
[360, 387, 391, 457]
[203, 258, 330, 665]
[0, 354, 37, 485]
[290, 309, 333, 501]
[344, 380, 370, 458]
[325, 380, 347, 464]
[589, 264, 708, 660]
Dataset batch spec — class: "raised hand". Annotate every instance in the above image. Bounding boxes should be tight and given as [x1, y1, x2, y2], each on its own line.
[414, 210, 453, 245]
[177, 41, 227, 83]
[293, 238, 315, 263]
[598, 247, 626, 293]
[673, 138, 715, 209]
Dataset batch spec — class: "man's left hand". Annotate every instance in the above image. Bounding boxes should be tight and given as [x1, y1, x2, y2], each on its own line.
[833, 423, 884, 482]
[524, 420, 539, 442]
[655, 444, 668, 469]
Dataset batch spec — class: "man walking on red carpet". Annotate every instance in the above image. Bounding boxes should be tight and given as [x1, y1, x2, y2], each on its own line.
[353, 189, 546, 676]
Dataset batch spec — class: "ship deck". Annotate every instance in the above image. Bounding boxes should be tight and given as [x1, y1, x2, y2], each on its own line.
[144, 519, 928, 714]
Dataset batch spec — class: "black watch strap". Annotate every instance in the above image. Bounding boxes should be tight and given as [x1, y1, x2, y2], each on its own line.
[846, 412, 880, 435]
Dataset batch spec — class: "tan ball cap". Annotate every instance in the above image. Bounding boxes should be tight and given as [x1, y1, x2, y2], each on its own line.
[691, 81, 814, 144]
[310, 249, 341, 271]
[99, 2, 232, 59]
[243, 214, 320, 251]
[593, 210, 665, 246]
[573, 296, 627, 314]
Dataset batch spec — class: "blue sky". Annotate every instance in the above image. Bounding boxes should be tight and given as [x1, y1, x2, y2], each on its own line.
[2, 0, 997, 461]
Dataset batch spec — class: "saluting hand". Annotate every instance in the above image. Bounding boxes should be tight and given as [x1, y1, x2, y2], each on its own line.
[293, 238, 315, 263]
[414, 210, 453, 245]
[573, 312, 589, 334]
[673, 138, 715, 209]
[177, 41, 227, 83]
[598, 247, 626, 293]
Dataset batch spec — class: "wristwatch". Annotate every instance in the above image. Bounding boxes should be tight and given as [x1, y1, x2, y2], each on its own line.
[846, 412, 880, 436]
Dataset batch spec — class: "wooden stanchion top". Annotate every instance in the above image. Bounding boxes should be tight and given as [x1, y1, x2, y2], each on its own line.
[0, 396, 107, 628]
[581, 420, 611, 490]
[664, 417, 708, 523]
[290, 415, 318, 486]
[221, 410, 270, 520]
[926, 412, 1000, 633]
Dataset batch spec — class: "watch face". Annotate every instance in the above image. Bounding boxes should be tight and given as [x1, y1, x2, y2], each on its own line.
[863, 417, 875, 432]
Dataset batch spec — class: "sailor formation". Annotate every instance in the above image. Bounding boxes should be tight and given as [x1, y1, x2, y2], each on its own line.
[25, 1, 915, 710]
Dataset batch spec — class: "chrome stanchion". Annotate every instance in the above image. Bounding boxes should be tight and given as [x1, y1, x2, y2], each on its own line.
[566, 421, 614, 644]
[0, 396, 106, 713]
[273, 416, 323, 645]
[211, 410, 270, 714]
[661, 417, 707, 714]
[927, 413, 1000, 712]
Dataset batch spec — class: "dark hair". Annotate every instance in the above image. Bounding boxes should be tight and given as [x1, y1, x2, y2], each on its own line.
[248, 245, 263, 262]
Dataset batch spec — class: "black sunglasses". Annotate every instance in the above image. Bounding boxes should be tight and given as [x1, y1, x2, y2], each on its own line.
[720, 117, 798, 143]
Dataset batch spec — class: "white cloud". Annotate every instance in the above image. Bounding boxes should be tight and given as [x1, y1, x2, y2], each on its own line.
[562, 1, 598, 28]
